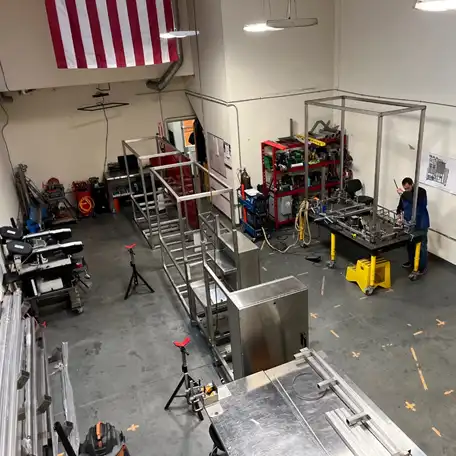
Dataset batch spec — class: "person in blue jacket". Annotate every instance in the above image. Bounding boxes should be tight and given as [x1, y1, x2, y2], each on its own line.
[396, 177, 430, 274]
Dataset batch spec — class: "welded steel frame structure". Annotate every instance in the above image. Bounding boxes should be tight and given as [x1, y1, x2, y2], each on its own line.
[150, 160, 237, 317]
[304, 95, 426, 232]
[121, 136, 188, 248]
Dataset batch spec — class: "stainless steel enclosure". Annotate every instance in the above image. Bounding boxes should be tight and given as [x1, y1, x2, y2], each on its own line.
[228, 276, 308, 379]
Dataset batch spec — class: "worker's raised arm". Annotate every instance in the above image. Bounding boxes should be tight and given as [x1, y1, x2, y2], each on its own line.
[396, 194, 404, 214]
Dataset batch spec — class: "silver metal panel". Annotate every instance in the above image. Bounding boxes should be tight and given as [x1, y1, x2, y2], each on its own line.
[228, 277, 308, 379]
[219, 230, 260, 289]
[208, 371, 327, 456]
[207, 353, 427, 456]
[237, 247, 260, 289]
[207, 249, 236, 275]
[219, 231, 258, 255]
[190, 279, 228, 308]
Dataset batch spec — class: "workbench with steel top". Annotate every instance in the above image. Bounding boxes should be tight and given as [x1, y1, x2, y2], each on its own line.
[207, 348, 426, 456]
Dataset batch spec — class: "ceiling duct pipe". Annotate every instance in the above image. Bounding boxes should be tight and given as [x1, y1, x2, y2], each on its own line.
[146, 0, 183, 92]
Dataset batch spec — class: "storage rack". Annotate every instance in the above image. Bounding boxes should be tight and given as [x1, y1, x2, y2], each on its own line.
[121, 136, 189, 249]
[262, 137, 345, 229]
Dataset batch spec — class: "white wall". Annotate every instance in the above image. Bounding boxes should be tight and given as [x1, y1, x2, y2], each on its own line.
[185, 0, 234, 215]
[222, 0, 334, 101]
[0, 0, 193, 91]
[4, 80, 194, 190]
[188, 0, 335, 188]
[336, 0, 456, 263]
[0, 107, 19, 225]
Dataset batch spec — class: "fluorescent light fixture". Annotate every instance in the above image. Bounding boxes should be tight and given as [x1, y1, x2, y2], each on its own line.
[243, 22, 283, 32]
[267, 17, 318, 28]
[160, 30, 199, 39]
[415, 0, 456, 10]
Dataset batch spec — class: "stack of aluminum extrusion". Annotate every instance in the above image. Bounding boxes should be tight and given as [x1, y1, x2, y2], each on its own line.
[0, 290, 24, 456]
[0, 290, 80, 456]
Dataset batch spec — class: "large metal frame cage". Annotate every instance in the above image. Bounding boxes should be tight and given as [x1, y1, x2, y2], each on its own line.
[304, 95, 426, 234]
[121, 135, 240, 377]
[121, 136, 188, 248]
[149, 158, 238, 317]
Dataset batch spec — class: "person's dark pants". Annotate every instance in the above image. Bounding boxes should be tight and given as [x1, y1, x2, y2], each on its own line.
[407, 229, 428, 271]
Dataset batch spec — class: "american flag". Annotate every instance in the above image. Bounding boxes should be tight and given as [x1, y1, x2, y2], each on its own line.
[45, 0, 178, 69]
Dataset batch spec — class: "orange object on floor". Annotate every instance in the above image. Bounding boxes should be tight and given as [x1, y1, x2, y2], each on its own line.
[113, 198, 121, 213]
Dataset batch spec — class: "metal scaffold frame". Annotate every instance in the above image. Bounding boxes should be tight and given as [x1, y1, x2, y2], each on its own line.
[304, 95, 426, 231]
[149, 159, 238, 317]
[121, 136, 189, 248]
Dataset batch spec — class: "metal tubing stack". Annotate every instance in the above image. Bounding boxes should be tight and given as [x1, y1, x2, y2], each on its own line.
[0, 291, 22, 456]
[61, 342, 80, 453]
[0, 290, 79, 456]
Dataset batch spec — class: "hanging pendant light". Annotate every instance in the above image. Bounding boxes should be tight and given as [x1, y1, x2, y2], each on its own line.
[244, 0, 317, 32]
[415, 0, 456, 11]
[267, 0, 318, 29]
[244, 0, 284, 32]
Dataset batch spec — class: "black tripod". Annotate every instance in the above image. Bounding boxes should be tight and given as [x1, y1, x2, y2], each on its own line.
[164, 337, 204, 420]
[124, 243, 154, 300]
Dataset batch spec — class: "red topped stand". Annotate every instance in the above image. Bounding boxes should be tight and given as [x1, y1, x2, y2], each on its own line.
[124, 243, 154, 300]
[164, 337, 204, 421]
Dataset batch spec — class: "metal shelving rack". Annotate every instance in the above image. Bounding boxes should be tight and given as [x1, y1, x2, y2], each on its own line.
[262, 139, 343, 229]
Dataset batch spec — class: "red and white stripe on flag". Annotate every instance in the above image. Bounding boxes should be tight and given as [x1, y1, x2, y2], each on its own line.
[45, 0, 178, 69]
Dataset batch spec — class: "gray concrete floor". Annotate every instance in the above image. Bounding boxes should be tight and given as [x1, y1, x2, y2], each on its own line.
[46, 215, 456, 455]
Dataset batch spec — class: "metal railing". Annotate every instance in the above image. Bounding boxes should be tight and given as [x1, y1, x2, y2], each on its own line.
[149, 159, 237, 317]
[121, 136, 188, 248]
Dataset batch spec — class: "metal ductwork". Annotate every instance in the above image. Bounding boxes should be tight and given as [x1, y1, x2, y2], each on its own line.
[146, 0, 183, 92]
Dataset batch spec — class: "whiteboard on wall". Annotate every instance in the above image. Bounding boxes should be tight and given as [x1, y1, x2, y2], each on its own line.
[207, 132, 226, 178]
[419, 152, 456, 195]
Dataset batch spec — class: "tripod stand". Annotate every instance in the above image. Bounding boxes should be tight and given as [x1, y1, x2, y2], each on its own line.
[164, 337, 204, 420]
[124, 243, 154, 300]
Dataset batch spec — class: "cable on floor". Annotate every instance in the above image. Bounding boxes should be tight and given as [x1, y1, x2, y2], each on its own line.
[262, 199, 312, 253]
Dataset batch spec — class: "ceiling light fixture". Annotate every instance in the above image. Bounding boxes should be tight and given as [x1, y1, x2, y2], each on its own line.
[415, 0, 456, 11]
[243, 22, 283, 32]
[160, 30, 199, 39]
[244, 0, 317, 33]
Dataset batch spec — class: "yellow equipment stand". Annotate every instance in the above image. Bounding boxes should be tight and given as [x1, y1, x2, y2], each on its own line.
[327, 233, 336, 268]
[408, 241, 422, 282]
[346, 256, 391, 295]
